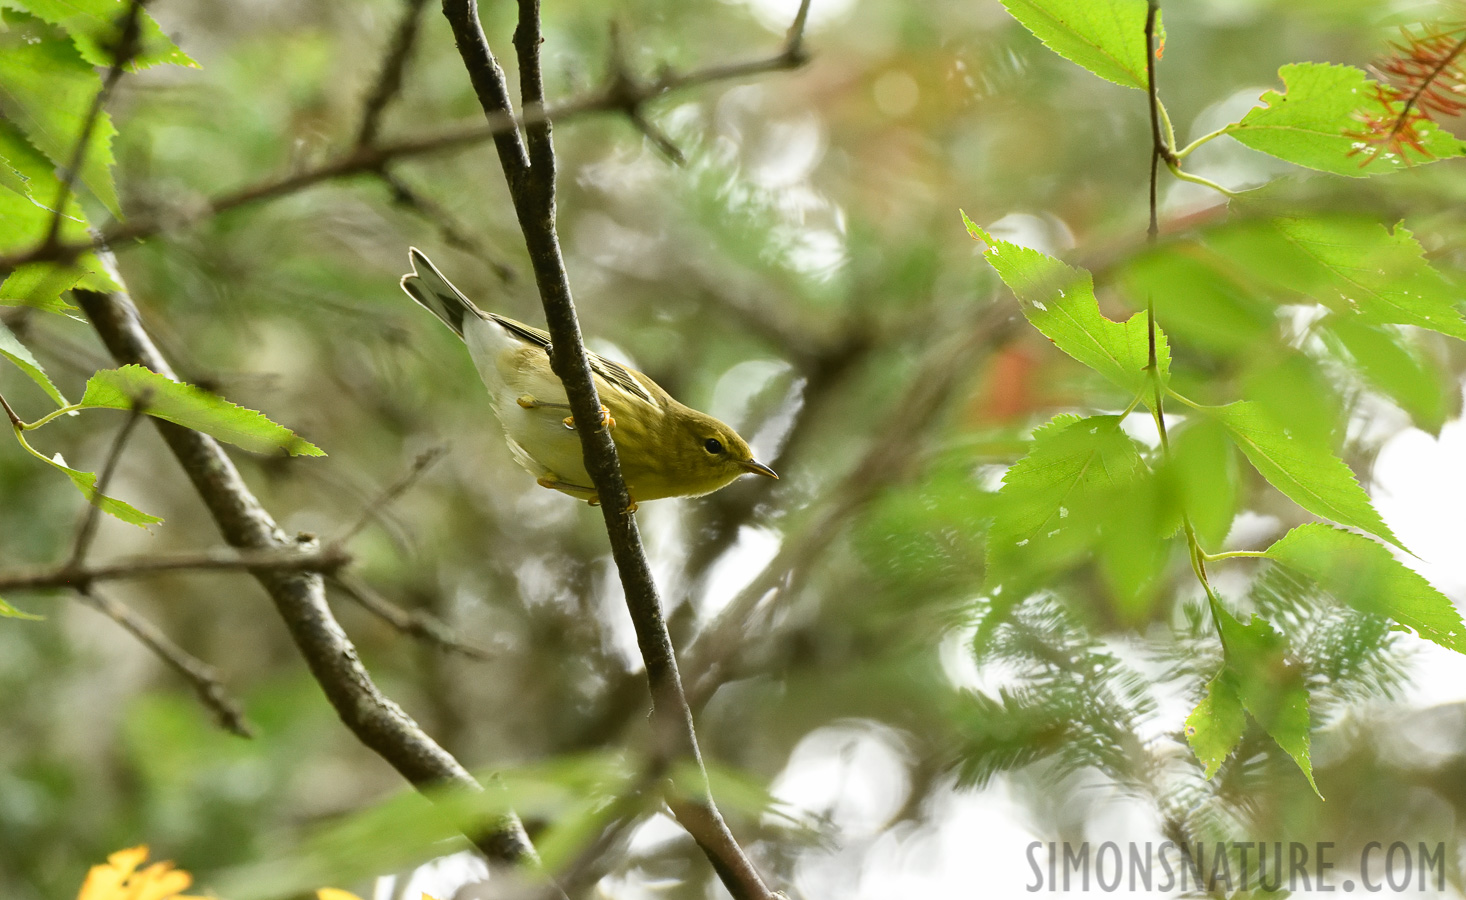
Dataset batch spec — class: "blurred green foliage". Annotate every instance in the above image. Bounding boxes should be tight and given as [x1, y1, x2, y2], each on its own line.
[4, 0, 1466, 897]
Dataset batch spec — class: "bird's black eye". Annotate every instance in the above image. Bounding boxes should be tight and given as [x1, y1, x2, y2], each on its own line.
[704, 438, 724, 454]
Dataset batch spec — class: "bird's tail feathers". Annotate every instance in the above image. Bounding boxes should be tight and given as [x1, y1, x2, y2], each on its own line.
[400, 248, 481, 338]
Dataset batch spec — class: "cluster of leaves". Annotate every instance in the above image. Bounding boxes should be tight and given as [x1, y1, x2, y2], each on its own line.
[964, 0, 1466, 798]
[0, 0, 324, 616]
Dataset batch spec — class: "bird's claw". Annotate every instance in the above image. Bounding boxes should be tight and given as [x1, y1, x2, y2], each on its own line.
[563, 406, 614, 431]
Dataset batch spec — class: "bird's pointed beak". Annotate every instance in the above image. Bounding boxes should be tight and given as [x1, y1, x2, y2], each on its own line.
[740, 459, 779, 479]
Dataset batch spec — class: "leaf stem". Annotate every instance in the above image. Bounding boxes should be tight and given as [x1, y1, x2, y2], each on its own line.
[1202, 549, 1269, 561]
[21, 403, 83, 431]
[1174, 125, 1232, 160]
[1166, 160, 1240, 198]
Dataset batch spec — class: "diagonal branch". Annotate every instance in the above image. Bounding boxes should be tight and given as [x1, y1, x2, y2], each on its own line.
[71, 281, 535, 863]
[440, 1, 806, 896]
[78, 586, 253, 737]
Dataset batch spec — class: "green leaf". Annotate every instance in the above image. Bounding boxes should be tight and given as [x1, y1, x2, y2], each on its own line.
[0, 0, 198, 69]
[0, 261, 84, 314]
[80, 365, 324, 456]
[0, 150, 27, 197]
[1265, 524, 1466, 655]
[1167, 417, 1237, 548]
[1120, 245, 1274, 354]
[1212, 604, 1320, 797]
[30, 444, 162, 526]
[1094, 466, 1177, 621]
[987, 414, 1144, 584]
[1185, 669, 1245, 779]
[0, 11, 120, 215]
[972, 226, 1169, 398]
[1323, 318, 1449, 435]
[999, 0, 1153, 90]
[1224, 63, 1466, 176]
[1207, 217, 1466, 341]
[0, 594, 43, 620]
[1214, 400, 1401, 549]
[0, 318, 66, 405]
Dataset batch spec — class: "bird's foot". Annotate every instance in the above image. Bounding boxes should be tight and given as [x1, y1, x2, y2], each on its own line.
[537, 474, 597, 499]
[562, 406, 614, 431]
[517, 394, 570, 410]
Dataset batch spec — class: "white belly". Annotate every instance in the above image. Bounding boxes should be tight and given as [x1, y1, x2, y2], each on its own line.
[463, 316, 592, 488]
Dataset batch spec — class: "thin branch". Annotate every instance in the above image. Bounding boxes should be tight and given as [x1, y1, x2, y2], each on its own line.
[0, 546, 351, 594]
[356, 0, 432, 148]
[43, 0, 146, 249]
[378, 170, 517, 282]
[1145, 0, 1168, 243]
[0, 6, 811, 273]
[68, 400, 147, 569]
[334, 445, 446, 545]
[72, 282, 534, 863]
[78, 587, 253, 737]
[330, 574, 493, 660]
[441, 1, 783, 896]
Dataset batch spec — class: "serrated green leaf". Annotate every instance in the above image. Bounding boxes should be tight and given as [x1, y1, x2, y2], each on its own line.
[0, 11, 120, 216]
[1186, 668, 1245, 779]
[0, 150, 27, 197]
[1214, 400, 1400, 549]
[999, 0, 1153, 90]
[1266, 524, 1466, 655]
[988, 415, 1144, 586]
[1224, 63, 1466, 176]
[973, 227, 1169, 398]
[1212, 604, 1319, 797]
[1207, 217, 1466, 341]
[1323, 318, 1449, 435]
[0, 0, 197, 69]
[80, 365, 324, 456]
[30, 445, 162, 526]
[0, 261, 84, 314]
[0, 318, 66, 405]
[0, 594, 43, 620]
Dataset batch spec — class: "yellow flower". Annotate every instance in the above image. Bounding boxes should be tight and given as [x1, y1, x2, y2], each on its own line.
[401, 249, 777, 509]
[76, 846, 204, 900]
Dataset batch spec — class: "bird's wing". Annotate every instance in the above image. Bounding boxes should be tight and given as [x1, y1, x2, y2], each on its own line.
[487, 313, 658, 406]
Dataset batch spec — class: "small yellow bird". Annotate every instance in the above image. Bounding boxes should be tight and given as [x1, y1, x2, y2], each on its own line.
[400, 249, 777, 508]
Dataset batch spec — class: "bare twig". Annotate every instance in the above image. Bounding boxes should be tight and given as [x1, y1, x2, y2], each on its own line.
[0, 1, 812, 273]
[72, 282, 534, 862]
[379, 170, 517, 282]
[356, 0, 432, 148]
[1145, 1, 1168, 243]
[78, 587, 253, 737]
[334, 445, 446, 545]
[68, 401, 147, 569]
[43, 0, 146, 249]
[0, 546, 351, 594]
[329, 574, 493, 660]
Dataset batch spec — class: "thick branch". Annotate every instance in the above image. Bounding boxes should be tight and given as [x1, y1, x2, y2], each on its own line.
[71, 285, 533, 863]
